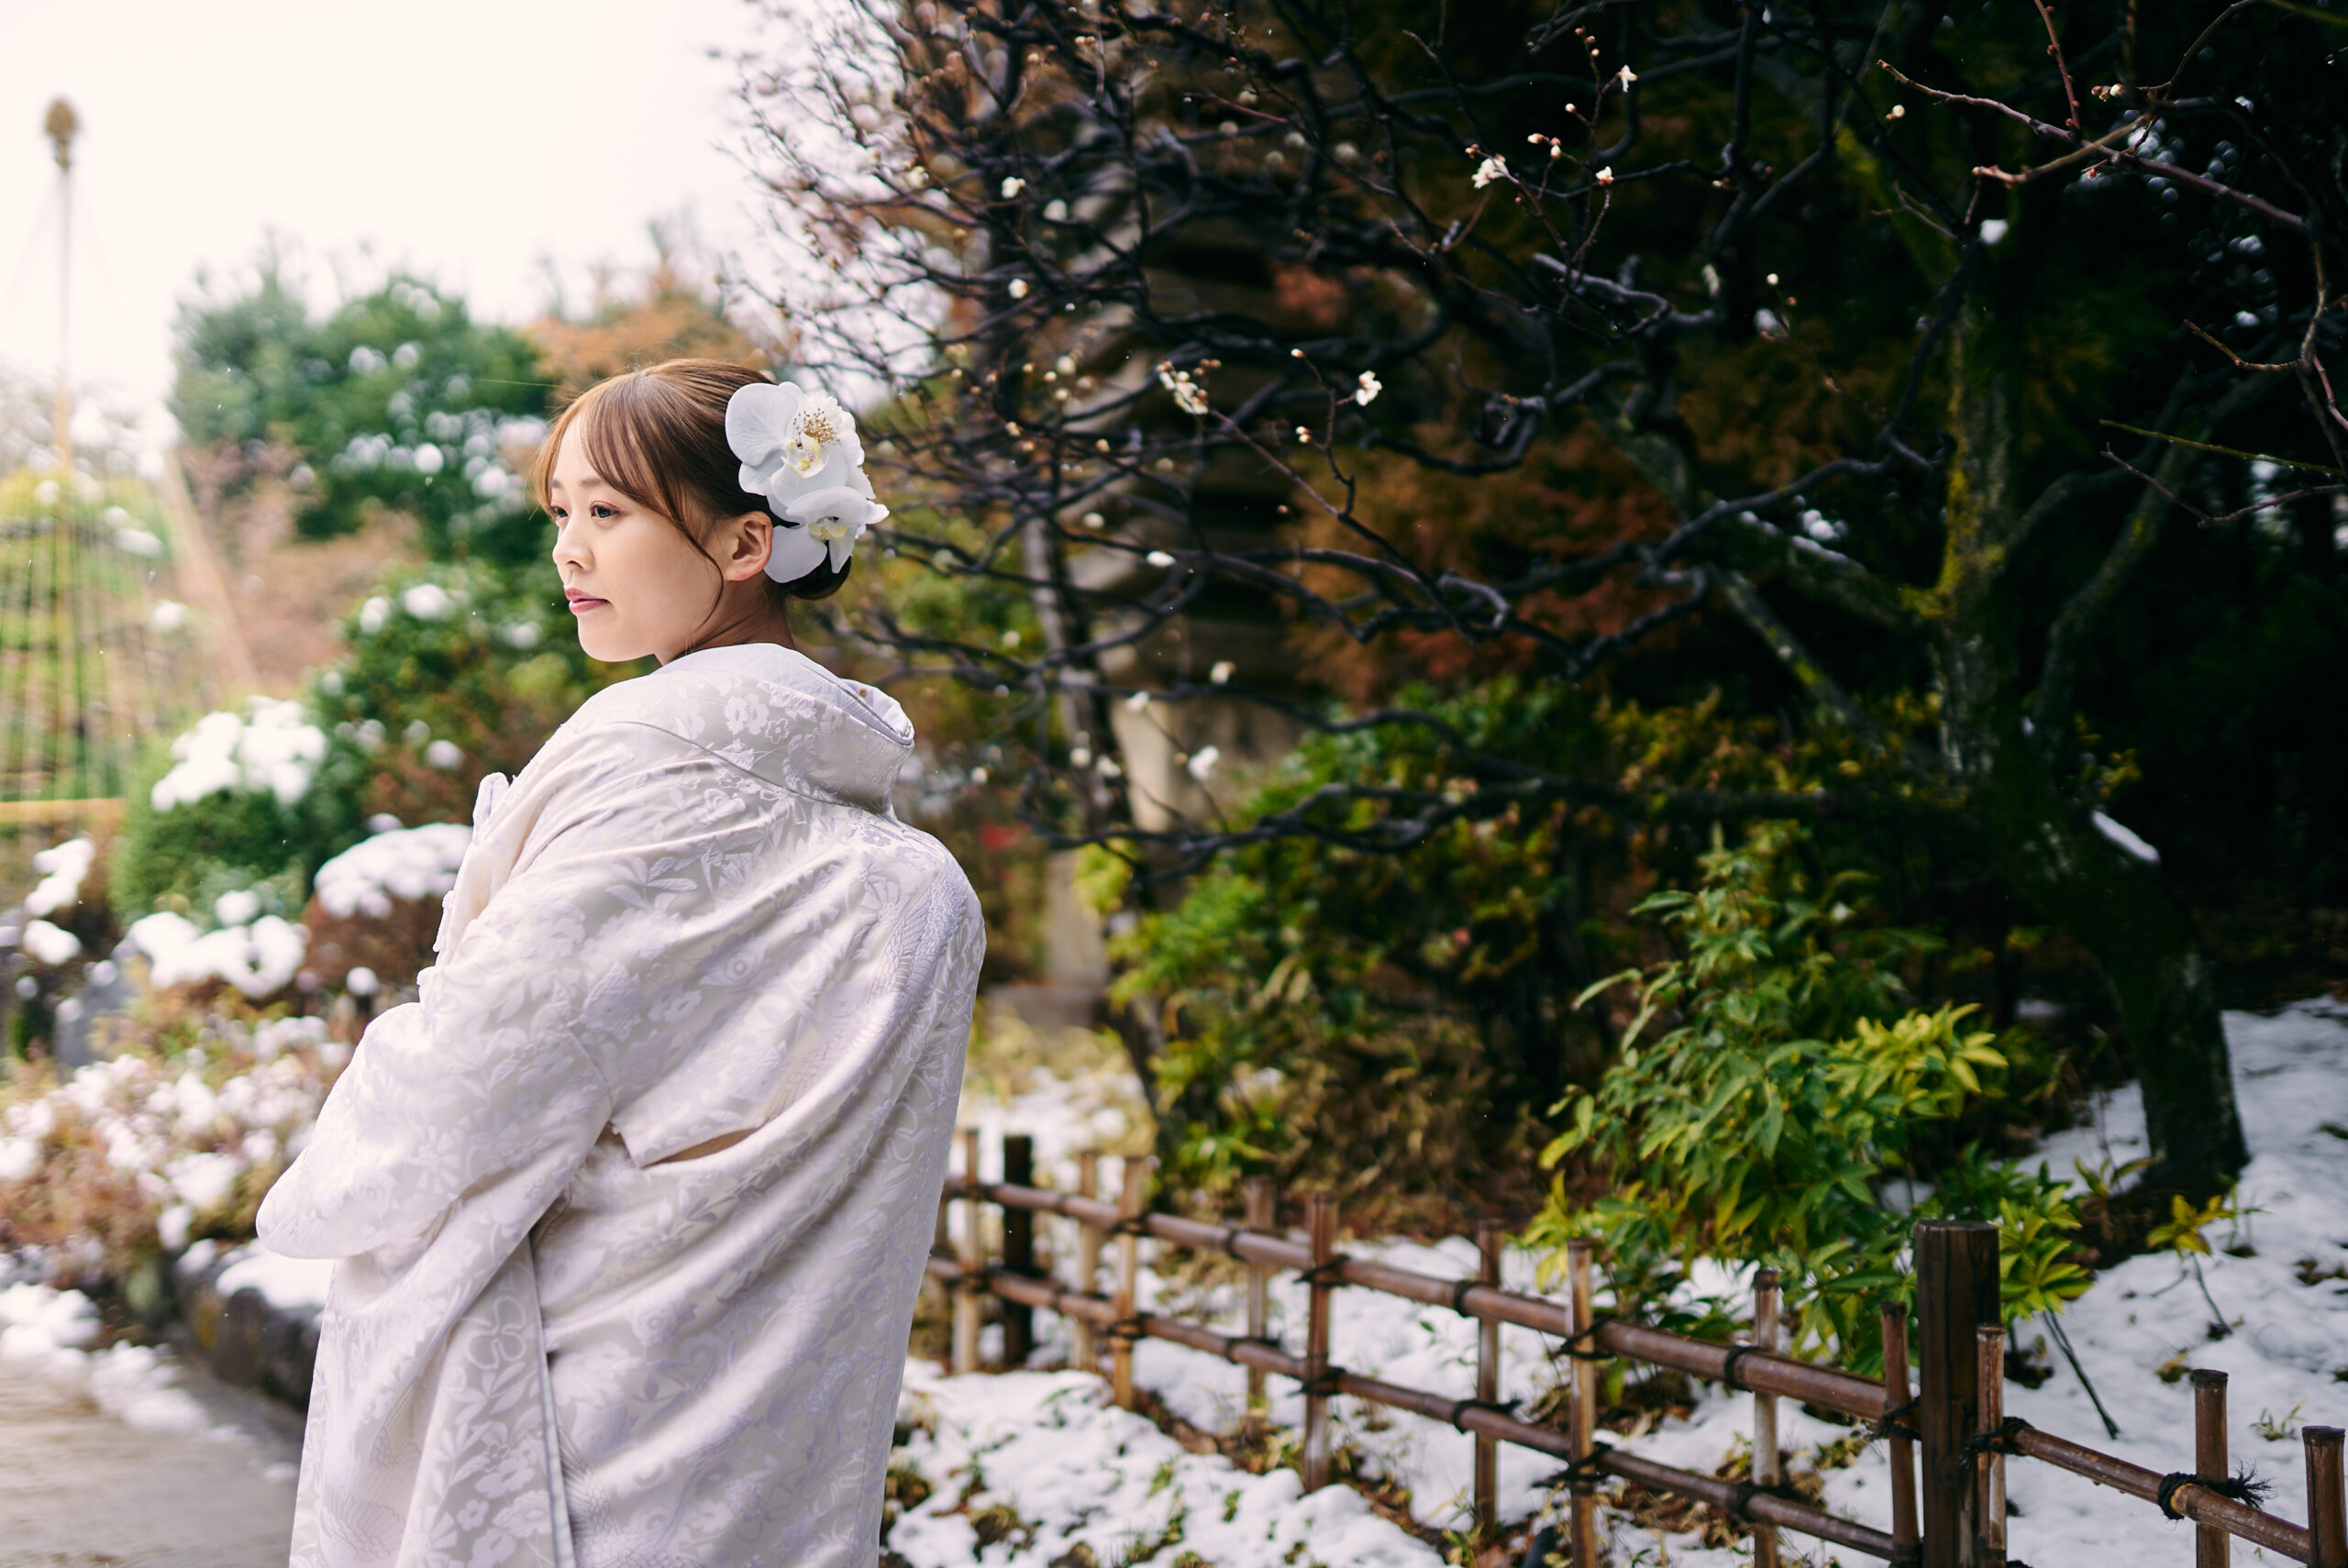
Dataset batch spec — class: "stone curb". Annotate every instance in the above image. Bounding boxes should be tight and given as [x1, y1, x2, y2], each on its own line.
[172, 1245, 320, 1410]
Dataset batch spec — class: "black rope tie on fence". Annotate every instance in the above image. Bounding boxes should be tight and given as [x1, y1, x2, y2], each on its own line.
[1443, 1395, 1522, 1432]
[1559, 1318, 1608, 1362]
[2155, 1467, 2275, 1520]
[1865, 1396, 1920, 1445]
[1297, 1256, 1350, 1288]
[1720, 1342, 1760, 1391]
[1533, 1444, 1613, 1493]
[1447, 1276, 1482, 1318]
[1298, 1366, 1346, 1398]
[1943, 1416, 2034, 1485]
[1105, 1316, 1146, 1344]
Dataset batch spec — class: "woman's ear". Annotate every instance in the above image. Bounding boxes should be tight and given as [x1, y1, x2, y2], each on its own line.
[713, 510, 775, 583]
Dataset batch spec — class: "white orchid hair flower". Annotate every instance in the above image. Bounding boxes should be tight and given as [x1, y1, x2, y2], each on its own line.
[726, 380, 884, 580]
[780, 487, 891, 575]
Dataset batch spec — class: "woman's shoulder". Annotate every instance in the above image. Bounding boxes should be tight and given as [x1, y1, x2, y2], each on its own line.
[540, 645, 915, 814]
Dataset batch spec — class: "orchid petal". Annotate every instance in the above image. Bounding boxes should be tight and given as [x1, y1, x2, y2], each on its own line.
[725, 381, 806, 467]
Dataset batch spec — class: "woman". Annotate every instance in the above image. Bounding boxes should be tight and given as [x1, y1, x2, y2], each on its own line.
[258, 359, 982, 1568]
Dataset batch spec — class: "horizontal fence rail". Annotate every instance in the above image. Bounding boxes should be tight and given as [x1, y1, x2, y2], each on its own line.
[930, 1133, 2348, 1568]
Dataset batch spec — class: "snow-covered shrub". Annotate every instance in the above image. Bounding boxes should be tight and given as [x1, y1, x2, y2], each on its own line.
[301, 823, 472, 993]
[0, 998, 347, 1291]
[5, 834, 118, 1056]
[109, 697, 371, 939]
[314, 559, 629, 832]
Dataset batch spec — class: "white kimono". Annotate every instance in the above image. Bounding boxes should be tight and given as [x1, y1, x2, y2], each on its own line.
[258, 643, 983, 1568]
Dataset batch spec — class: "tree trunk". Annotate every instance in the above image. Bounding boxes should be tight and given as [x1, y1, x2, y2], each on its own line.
[1973, 779, 2248, 1200]
[1935, 263, 2247, 1201]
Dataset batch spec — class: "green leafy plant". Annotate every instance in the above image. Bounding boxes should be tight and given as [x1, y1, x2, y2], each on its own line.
[1526, 821, 2087, 1369]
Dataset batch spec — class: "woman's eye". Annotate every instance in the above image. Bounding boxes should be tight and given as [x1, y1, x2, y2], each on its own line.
[591, 504, 619, 520]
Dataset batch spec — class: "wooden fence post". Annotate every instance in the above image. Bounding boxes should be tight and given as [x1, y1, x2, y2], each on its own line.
[1975, 1323, 2006, 1567]
[1752, 1267, 1782, 1568]
[1914, 1220, 1999, 1568]
[1302, 1192, 1338, 1492]
[1567, 1237, 1599, 1568]
[2192, 1369, 2229, 1568]
[1244, 1175, 1275, 1408]
[1002, 1133, 1035, 1369]
[1473, 1218, 1502, 1533]
[1111, 1154, 1152, 1409]
[1882, 1300, 1920, 1564]
[1071, 1149, 1102, 1375]
[952, 1127, 983, 1375]
[2307, 1425, 2345, 1568]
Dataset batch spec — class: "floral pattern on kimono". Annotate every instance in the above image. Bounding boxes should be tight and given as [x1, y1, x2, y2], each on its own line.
[260, 643, 983, 1568]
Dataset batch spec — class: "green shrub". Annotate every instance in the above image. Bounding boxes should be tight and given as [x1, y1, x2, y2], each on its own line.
[312, 558, 639, 829]
[172, 267, 550, 564]
[109, 700, 369, 928]
[1526, 822, 2088, 1369]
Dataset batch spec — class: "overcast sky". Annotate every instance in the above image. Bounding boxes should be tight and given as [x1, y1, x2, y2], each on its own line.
[0, 0, 777, 443]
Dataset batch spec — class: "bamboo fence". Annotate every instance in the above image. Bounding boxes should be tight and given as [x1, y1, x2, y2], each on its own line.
[929, 1130, 2348, 1568]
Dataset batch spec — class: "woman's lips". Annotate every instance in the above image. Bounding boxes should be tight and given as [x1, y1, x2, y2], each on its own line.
[565, 590, 607, 613]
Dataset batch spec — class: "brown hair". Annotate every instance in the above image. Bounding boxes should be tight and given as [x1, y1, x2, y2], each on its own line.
[529, 358, 852, 602]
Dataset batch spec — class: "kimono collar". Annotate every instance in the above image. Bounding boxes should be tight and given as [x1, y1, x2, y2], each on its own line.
[569, 642, 915, 814]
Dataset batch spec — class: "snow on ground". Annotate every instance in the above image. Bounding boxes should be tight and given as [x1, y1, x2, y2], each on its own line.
[889, 1365, 1445, 1568]
[0, 1275, 227, 1440]
[11, 1002, 2339, 1565]
[907, 1004, 2348, 1566]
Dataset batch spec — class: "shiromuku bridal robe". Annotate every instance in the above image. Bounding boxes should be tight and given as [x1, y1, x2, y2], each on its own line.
[257, 643, 983, 1568]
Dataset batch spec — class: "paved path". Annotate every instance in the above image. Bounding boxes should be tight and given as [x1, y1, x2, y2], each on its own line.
[0, 1352, 300, 1568]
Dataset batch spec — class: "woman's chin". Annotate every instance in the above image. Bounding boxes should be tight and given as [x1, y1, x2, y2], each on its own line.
[575, 624, 635, 664]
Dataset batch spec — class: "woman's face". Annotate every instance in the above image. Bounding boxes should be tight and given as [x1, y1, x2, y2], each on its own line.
[548, 427, 739, 664]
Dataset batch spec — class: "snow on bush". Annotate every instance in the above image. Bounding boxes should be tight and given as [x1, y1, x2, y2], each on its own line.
[20, 919, 83, 966]
[312, 823, 471, 921]
[150, 699, 327, 812]
[24, 836, 94, 916]
[0, 1010, 347, 1280]
[127, 911, 309, 998]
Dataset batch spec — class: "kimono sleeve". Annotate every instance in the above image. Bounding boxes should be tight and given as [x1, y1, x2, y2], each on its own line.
[256, 752, 636, 1263]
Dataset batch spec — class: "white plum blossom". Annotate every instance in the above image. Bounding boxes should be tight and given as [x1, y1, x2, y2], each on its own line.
[1472, 154, 1509, 189]
[1124, 690, 1152, 712]
[1146, 550, 1177, 568]
[1355, 371, 1383, 406]
[1155, 360, 1210, 416]
[1008, 279, 1031, 300]
[1210, 661, 1235, 685]
[1594, 166, 1616, 186]
[1186, 745, 1222, 782]
[1000, 176, 1025, 198]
